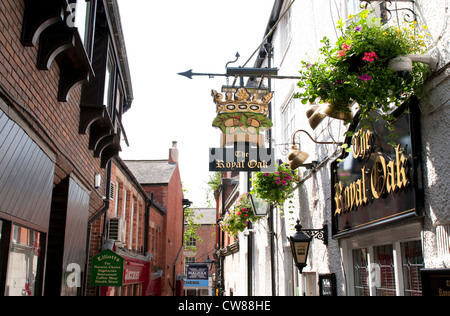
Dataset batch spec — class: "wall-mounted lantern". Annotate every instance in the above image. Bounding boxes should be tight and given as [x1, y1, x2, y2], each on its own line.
[288, 220, 328, 274]
[249, 194, 270, 217]
[287, 130, 343, 170]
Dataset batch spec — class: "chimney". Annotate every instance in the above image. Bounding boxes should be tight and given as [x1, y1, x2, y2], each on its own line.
[169, 141, 178, 164]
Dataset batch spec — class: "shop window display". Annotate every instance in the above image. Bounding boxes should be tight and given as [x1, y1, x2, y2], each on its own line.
[5, 225, 42, 296]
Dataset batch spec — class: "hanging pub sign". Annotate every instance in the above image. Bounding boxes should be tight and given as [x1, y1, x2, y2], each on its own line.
[209, 87, 275, 172]
[209, 143, 275, 172]
[331, 101, 422, 236]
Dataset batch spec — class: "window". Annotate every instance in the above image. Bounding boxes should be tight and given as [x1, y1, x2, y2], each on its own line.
[401, 240, 423, 296]
[185, 237, 196, 250]
[103, 50, 115, 109]
[128, 197, 134, 249]
[113, 181, 120, 217]
[282, 97, 296, 144]
[347, 0, 362, 17]
[122, 190, 128, 220]
[349, 236, 424, 296]
[374, 244, 396, 296]
[135, 205, 140, 250]
[72, 0, 89, 46]
[5, 225, 43, 296]
[353, 248, 370, 296]
[280, 6, 292, 55]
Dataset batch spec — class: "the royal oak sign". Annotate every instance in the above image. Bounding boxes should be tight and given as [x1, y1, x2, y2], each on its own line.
[209, 143, 275, 172]
[331, 103, 422, 236]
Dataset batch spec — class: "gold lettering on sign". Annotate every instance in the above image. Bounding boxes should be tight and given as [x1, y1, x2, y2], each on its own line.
[352, 130, 372, 159]
[334, 166, 368, 216]
[371, 155, 387, 199]
[395, 145, 409, 189]
[235, 151, 249, 158]
[439, 288, 450, 296]
[334, 141, 410, 216]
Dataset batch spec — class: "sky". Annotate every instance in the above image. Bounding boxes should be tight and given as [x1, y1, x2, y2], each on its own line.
[117, 0, 276, 207]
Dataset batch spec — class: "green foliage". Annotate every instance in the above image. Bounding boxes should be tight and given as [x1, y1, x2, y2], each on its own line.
[212, 112, 273, 134]
[295, 9, 431, 123]
[184, 206, 203, 252]
[183, 188, 203, 252]
[219, 193, 260, 237]
[251, 162, 300, 205]
[204, 172, 221, 207]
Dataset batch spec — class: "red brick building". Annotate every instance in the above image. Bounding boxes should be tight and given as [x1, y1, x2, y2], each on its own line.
[125, 142, 187, 296]
[87, 157, 167, 296]
[0, 0, 133, 296]
[184, 208, 217, 296]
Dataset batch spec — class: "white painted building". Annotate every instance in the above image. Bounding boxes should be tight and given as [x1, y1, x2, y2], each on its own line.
[221, 0, 449, 296]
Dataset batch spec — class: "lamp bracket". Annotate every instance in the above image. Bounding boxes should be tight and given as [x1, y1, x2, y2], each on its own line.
[301, 224, 328, 245]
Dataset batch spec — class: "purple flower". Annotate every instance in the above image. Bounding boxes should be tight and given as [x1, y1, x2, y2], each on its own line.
[355, 26, 362, 32]
[359, 74, 372, 81]
[265, 173, 270, 177]
[277, 159, 283, 165]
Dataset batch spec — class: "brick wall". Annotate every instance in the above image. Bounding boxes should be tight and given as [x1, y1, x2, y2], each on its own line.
[0, 0, 106, 218]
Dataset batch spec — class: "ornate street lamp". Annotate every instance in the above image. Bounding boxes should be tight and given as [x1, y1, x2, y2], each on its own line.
[288, 220, 328, 274]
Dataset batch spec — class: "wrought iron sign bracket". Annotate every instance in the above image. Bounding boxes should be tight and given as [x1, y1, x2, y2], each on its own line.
[301, 225, 329, 246]
[360, 0, 417, 22]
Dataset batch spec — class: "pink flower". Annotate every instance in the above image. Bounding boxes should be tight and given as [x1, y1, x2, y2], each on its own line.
[359, 74, 372, 81]
[337, 50, 347, 58]
[362, 52, 378, 63]
[337, 44, 351, 58]
[341, 43, 351, 51]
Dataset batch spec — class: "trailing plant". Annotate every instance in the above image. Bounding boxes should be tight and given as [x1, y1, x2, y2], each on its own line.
[295, 9, 431, 125]
[251, 161, 300, 205]
[220, 193, 260, 237]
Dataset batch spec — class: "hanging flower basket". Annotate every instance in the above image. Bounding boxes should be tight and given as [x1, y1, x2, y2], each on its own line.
[251, 161, 300, 205]
[295, 9, 432, 125]
[220, 193, 260, 237]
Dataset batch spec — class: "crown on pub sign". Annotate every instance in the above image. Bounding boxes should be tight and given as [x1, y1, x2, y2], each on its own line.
[212, 87, 273, 117]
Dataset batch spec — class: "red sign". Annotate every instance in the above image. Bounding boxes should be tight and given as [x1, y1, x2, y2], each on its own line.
[123, 262, 146, 285]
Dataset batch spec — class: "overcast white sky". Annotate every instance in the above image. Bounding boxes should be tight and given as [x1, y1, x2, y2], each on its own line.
[117, 0, 275, 207]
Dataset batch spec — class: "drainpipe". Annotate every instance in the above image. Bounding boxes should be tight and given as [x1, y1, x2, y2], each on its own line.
[82, 161, 112, 296]
[265, 42, 277, 297]
[171, 199, 192, 296]
[247, 170, 253, 296]
[144, 196, 153, 254]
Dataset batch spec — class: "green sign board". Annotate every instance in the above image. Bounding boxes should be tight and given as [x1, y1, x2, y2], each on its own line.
[90, 249, 124, 287]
